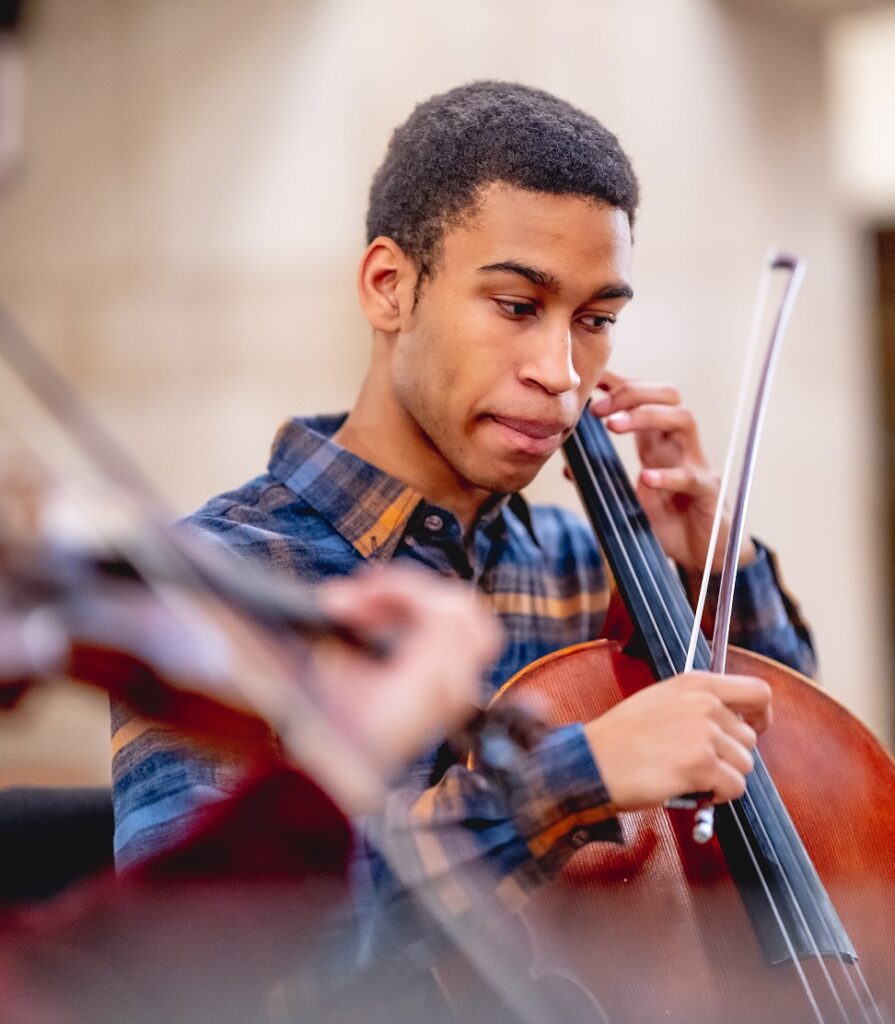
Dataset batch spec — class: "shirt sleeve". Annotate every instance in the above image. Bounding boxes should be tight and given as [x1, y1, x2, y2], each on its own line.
[110, 699, 261, 868]
[357, 722, 620, 924]
[678, 541, 817, 679]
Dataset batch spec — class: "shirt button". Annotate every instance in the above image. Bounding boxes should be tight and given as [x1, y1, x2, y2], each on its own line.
[404, 535, 416, 548]
[423, 514, 443, 532]
[571, 828, 590, 848]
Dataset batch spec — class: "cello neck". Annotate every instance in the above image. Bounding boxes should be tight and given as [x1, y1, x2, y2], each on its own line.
[563, 409, 711, 679]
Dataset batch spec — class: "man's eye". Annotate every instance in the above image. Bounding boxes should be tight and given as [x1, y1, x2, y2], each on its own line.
[496, 299, 538, 319]
[577, 314, 615, 333]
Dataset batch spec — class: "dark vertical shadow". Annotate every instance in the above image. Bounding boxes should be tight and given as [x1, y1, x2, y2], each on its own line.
[873, 225, 895, 744]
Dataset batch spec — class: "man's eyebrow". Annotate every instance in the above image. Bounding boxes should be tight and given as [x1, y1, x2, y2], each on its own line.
[476, 261, 561, 294]
[477, 261, 633, 302]
[589, 282, 634, 302]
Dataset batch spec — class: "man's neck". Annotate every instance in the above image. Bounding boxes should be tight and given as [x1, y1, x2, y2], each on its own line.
[333, 373, 490, 534]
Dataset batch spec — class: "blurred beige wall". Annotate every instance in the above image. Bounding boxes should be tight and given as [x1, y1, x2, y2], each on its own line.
[827, 3, 895, 218]
[1, 0, 892, 786]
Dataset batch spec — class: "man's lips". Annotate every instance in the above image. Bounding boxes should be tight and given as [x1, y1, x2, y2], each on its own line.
[491, 415, 570, 439]
[488, 415, 572, 456]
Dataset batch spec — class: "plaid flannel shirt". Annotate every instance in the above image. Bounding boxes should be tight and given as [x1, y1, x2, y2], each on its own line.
[111, 413, 816, 915]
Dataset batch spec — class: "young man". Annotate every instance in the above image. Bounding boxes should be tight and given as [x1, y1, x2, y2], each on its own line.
[113, 82, 810, 910]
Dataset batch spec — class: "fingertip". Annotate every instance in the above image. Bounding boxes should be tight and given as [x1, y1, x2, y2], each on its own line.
[641, 468, 661, 486]
[753, 708, 772, 736]
[718, 768, 747, 802]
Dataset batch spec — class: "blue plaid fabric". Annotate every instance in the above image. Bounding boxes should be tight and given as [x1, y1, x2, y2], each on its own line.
[112, 413, 815, 910]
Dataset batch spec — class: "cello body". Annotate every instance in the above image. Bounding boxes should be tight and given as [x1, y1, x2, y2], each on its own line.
[490, 638, 895, 1024]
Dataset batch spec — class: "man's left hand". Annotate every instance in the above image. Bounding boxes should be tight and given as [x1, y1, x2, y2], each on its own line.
[590, 369, 756, 574]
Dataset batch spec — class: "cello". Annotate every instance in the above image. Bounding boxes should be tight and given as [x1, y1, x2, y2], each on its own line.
[484, 256, 895, 1024]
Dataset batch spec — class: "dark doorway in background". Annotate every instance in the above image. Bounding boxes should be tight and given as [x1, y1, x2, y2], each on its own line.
[874, 226, 895, 744]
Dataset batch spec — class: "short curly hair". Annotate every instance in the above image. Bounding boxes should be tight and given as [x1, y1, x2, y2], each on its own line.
[366, 81, 639, 289]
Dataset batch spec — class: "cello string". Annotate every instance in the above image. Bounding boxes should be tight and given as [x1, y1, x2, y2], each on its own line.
[583, 421, 847, 1024]
[855, 972, 888, 1024]
[593, 253, 860, 1009]
[576, 406, 722, 676]
[697, 255, 878, 1021]
[572, 409, 697, 669]
[582, 306, 886, 1024]
[735, 729, 885, 1019]
[725, 797, 835, 1024]
[604, 376, 878, 1020]
[582, 399, 891, 1024]
[688, 260, 880, 1019]
[577, 420, 836, 1022]
[735, 778, 877, 1024]
[578, 411, 706, 664]
[854, 971, 888, 1024]
[567, 425, 680, 673]
[575, 309, 867, 1024]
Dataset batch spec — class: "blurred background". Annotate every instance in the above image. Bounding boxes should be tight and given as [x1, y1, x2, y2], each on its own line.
[0, 0, 893, 788]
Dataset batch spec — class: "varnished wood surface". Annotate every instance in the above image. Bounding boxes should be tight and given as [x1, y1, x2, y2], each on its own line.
[488, 641, 895, 1024]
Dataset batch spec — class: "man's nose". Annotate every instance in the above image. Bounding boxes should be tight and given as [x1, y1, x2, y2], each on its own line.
[518, 329, 581, 395]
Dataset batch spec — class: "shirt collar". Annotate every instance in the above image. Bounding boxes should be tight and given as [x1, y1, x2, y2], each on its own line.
[506, 491, 539, 545]
[268, 414, 540, 559]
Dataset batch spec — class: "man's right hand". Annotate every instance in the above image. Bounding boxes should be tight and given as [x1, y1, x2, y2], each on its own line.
[584, 672, 772, 811]
[317, 565, 502, 773]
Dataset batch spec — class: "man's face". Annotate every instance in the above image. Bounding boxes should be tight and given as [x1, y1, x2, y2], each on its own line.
[390, 183, 633, 495]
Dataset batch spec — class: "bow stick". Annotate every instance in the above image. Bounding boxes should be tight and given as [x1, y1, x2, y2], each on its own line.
[685, 250, 806, 842]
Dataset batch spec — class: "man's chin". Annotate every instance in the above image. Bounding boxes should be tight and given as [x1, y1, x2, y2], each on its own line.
[464, 459, 546, 496]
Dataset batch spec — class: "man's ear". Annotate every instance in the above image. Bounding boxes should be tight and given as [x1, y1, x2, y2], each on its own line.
[357, 237, 418, 333]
